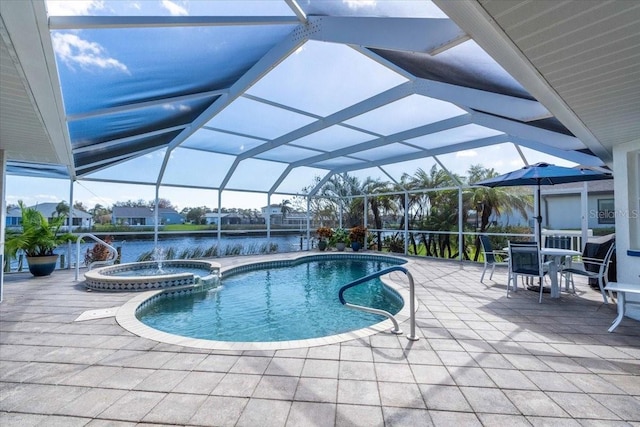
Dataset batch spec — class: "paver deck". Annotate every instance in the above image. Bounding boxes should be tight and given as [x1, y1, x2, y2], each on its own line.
[1, 254, 639, 426]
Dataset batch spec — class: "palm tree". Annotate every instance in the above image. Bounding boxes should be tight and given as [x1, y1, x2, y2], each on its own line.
[54, 201, 70, 218]
[319, 173, 363, 226]
[280, 199, 292, 223]
[404, 166, 460, 258]
[361, 177, 393, 250]
[466, 165, 533, 261]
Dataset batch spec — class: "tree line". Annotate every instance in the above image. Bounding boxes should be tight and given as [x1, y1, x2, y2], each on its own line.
[296, 164, 532, 261]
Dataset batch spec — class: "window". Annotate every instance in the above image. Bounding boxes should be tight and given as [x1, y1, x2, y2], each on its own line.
[597, 199, 615, 224]
[633, 151, 640, 251]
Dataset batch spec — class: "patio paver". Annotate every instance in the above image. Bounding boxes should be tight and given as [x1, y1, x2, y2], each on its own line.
[1, 254, 639, 426]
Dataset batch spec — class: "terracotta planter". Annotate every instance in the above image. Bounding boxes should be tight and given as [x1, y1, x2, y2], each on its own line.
[26, 255, 59, 277]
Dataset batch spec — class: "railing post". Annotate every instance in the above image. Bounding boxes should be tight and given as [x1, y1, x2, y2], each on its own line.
[338, 265, 419, 342]
[75, 233, 118, 281]
[406, 270, 418, 341]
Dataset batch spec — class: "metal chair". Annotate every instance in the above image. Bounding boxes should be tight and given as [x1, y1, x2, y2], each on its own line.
[479, 235, 508, 283]
[562, 242, 616, 304]
[508, 242, 548, 303]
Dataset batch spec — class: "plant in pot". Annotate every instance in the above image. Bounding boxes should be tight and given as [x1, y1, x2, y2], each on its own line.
[84, 235, 114, 267]
[5, 201, 75, 276]
[330, 227, 350, 251]
[349, 225, 367, 252]
[316, 226, 333, 251]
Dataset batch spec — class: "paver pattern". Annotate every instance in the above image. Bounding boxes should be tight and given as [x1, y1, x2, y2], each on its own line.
[1, 254, 639, 426]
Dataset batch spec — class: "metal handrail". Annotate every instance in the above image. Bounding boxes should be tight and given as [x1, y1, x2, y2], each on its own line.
[75, 233, 118, 281]
[338, 265, 418, 341]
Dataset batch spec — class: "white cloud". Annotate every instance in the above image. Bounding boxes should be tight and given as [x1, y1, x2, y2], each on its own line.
[46, 0, 104, 16]
[161, 0, 188, 16]
[52, 33, 129, 73]
[343, 0, 376, 11]
[456, 150, 478, 158]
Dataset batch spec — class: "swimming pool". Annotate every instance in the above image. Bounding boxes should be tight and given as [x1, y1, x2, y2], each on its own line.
[119, 253, 413, 349]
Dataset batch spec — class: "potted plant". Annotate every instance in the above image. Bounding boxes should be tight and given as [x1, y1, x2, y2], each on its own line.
[5, 201, 74, 276]
[330, 227, 350, 251]
[316, 226, 333, 251]
[349, 225, 367, 252]
[84, 235, 114, 267]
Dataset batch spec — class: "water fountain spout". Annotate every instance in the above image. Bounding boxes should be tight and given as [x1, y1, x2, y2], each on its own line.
[153, 247, 166, 274]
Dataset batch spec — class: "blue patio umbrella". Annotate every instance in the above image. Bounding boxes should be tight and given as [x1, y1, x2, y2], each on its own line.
[476, 162, 613, 247]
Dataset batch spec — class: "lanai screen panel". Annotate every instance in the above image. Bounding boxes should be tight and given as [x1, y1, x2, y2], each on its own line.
[246, 40, 409, 117]
[68, 96, 217, 150]
[372, 40, 532, 99]
[162, 148, 236, 188]
[46, 1, 295, 17]
[255, 145, 323, 163]
[225, 158, 289, 192]
[299, 0, 447, 18]
[180, 128, 266, 156]
[273, 166, 330, 194]
[83, 148, 167, 185]
[435, 143, 525, 178]
[12, 0, 601, 190]
[204, 97, 317, 140]
[518, 147, 579, 168]
[52, 26, 293, 116]
[405, 125, 504, 151]
[344, 95, 468, 136]
[351, 143, 422, 162]
[289, 126, 376, 152]
[380, 158, 440, 184]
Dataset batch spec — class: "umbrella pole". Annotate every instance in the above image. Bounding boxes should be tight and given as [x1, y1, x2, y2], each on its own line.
[537, 182, 543, 291]
[536, 183, 542, 248]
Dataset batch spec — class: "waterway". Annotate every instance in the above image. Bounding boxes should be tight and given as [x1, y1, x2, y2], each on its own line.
[7, 234, 308, 272]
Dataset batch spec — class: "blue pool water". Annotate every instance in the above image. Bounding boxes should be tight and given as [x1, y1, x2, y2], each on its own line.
[137, 257, 405, 342]
[107, 266, 212, 277]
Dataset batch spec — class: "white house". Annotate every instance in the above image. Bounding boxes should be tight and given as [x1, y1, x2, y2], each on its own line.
[5, 203, 92, 230]
[260, 205, 308, 227]
[541, 180, 615, 230]
[473, 180, 616, 232]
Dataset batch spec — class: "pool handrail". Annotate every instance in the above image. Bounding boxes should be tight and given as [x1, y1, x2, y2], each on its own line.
[75, 233, 118, 281]
[338, 265, 418, 341]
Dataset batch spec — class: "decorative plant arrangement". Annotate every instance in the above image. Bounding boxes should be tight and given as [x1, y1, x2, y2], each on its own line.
[330, 227, 350, 251]
[84, 235, 114, 267]
[349, 225, 367, 251]
[4, 201, 74, 276]
[316, 226, 333, 251]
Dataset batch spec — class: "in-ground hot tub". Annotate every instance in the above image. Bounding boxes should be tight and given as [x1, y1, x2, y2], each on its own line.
[84, 259, 220, 292]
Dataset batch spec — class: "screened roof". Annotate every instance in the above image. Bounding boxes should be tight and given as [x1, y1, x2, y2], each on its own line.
[3, 0, 635, 199]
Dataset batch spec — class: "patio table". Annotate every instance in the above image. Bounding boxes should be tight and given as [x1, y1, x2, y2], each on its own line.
[603, 282, 640, 332]
[540, 247, 581, 298]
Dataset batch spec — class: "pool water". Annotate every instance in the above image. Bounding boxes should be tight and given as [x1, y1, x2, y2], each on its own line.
[137, 258, 405, 342]
[107, 266, 212, 277]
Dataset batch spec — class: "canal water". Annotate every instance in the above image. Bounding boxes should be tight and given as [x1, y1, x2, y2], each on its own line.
[7, 234, 309, 272]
